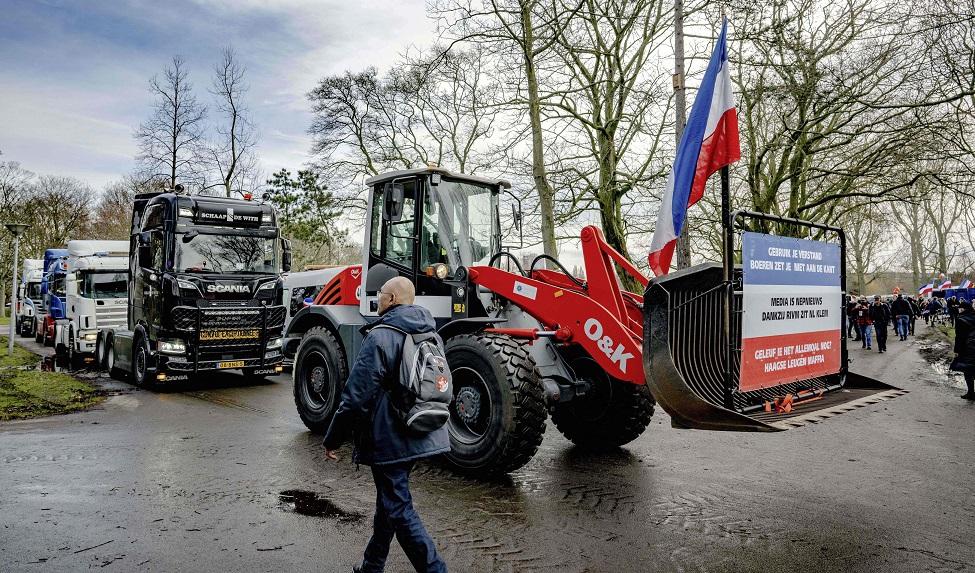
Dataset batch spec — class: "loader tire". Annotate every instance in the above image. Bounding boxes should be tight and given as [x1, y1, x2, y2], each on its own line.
[551, 356, 655, 448]
[443, 334, 547, 476]
[293, 327, 347, 434]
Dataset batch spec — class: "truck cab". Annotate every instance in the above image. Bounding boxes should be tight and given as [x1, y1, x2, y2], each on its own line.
[53, 240, 129, 367]
[100, 191, 291, 386]
[15, 259, 44, 338]
[38, 248, 69, 346]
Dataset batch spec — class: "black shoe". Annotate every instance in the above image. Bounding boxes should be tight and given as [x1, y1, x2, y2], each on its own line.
[961, 393, 975, 401]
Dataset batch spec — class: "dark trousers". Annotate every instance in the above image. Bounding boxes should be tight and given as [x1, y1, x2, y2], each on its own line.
[875, 321, 888, 351]
[848, 319, 860, 340]
[361, 462, 447, 573]
[966, 372, 975, 395]
[909, 316, 916, 335]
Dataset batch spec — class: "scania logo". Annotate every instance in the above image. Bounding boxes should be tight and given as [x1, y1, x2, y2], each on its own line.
[206, 284, 250, 294]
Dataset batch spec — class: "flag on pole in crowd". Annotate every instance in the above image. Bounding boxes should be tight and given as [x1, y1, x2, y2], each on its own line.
[939, 278, 952, 290]
[960, 278, 972, 289]
[648, 17, 740, 276]
[919, 283, 933, 296]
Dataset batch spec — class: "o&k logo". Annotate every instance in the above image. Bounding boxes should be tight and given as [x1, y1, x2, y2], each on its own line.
[583, 318, 634, 373]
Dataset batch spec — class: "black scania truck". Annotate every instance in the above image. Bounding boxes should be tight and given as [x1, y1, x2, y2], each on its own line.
[96, 191, 291, 387]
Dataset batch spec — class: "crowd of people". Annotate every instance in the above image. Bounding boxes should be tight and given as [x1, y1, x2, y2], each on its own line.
[849, 292, 975, 401]
[847, 293, 921, 353]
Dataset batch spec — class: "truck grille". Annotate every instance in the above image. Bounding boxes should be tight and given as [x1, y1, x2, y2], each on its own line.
[171, 305, 286, 333]
[94, 304, 128, 329]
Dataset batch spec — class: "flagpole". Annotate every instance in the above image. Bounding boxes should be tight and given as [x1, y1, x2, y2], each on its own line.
[721, 163, 734, 409]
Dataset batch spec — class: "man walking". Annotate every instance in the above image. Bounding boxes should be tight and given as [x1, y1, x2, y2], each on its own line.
[869, 295, 892, 353]
[891, 293, 912, 341]
[847, 296, 861, 341]
[907, 296, 920, 336]
[856, 297, 873, 350]
[323, 276, 449, 573]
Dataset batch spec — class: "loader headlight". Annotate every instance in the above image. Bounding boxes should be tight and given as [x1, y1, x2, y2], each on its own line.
[432, 263, 449, 280]
[82, 333, 98, 341]
[158, 339, 186, 355]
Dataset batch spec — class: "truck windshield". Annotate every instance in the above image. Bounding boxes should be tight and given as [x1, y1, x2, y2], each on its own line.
[177, 233, 280, 274]
[26, 282, 42, 300]
[419, 180, 498, 270]
[80, 271, 128, 299]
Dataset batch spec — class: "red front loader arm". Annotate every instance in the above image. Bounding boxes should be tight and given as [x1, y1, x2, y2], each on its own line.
[469, 226, 649, 385]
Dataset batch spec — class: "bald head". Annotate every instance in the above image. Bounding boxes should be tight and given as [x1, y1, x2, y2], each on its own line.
[378, 276, 415, 314]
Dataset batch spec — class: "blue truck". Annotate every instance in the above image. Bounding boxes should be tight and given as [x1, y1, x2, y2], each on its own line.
[36, 248, 69, 346]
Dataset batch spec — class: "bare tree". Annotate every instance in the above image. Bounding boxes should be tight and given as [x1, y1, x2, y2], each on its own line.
[431, 0, 581, 259]
[730, 0, 968, 232]
[307, 46, 501, 204]
[543, 0, 672, 261]
[841, 204, 889, 294]
[0, 160, 35, 317]
[205, 48, 259, 197]
[136, 56, 207, 189]
[92, 178, 139, 240]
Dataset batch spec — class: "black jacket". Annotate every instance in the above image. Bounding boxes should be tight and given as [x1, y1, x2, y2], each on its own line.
[952, 313, 975, 373]
[891, 297, 912, 317]
[869, 302, 891, 324]
[322, 304, 451, 465]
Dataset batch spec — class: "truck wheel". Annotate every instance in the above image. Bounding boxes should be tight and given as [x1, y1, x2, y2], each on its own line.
[443, 334, 547, 475]
[106, 335, 125, 380]
[132, 338, 155, 389]
[551, 356, 655, 448]
[293, 327, 348, 433]
[67, 328, 81, 370]
[15, 318, 22, 337]
[95, 332, 108, 369]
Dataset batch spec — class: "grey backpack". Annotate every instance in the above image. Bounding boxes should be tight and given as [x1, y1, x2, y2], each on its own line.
[374, 326, 453, 433]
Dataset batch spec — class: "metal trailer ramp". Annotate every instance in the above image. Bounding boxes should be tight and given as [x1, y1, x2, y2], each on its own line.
[643, 261, 905, 432]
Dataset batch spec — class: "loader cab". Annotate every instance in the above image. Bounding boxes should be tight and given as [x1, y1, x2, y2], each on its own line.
[360, 168, 509, 318]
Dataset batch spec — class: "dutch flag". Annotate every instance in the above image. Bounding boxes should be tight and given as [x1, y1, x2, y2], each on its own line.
[648, 17, 741, 276]
[919, 283, 933, 296]
[960, 278, 972, 289]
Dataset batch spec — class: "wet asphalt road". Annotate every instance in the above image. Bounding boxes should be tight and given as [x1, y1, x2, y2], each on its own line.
[2, 327, 974, 573]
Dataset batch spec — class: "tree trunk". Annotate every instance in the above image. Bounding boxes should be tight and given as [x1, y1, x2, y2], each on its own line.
[521, 2, 557, 261]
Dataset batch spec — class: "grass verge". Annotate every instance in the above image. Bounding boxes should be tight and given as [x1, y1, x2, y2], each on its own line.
[0, 337, 104, 421]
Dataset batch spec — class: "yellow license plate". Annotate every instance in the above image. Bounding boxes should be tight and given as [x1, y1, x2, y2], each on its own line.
[200, 329, 260, 341]
[218, 361, 245, 369]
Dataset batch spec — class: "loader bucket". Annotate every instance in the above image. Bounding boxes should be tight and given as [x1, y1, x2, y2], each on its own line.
[644, 262, 905, 431]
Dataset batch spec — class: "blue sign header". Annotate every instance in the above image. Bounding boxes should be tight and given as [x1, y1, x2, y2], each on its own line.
[742, 232, 841, 288]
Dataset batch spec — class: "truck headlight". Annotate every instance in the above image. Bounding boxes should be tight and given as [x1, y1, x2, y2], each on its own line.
[177, 279, 199, 293]
[266, 337, 282, 350]
[256, 281, 276, 293]
[158, 339, 186, 354]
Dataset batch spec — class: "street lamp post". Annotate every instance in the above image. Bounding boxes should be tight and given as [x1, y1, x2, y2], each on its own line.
[4, 223, 29, 356]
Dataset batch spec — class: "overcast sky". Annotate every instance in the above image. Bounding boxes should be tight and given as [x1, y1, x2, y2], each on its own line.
[0, 0, 435, 190]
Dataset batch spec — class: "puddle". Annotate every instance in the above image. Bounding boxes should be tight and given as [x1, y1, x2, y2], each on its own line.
[278, 490, 363, 522]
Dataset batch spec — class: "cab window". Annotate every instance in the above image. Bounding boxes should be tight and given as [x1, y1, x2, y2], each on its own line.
[370, 180, 416, 269]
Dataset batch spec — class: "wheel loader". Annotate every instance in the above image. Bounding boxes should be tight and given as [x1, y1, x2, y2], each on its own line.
[285, 167, 903, 475]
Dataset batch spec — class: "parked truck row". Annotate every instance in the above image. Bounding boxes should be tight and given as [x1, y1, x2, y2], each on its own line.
[15, 189, 293, 386]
